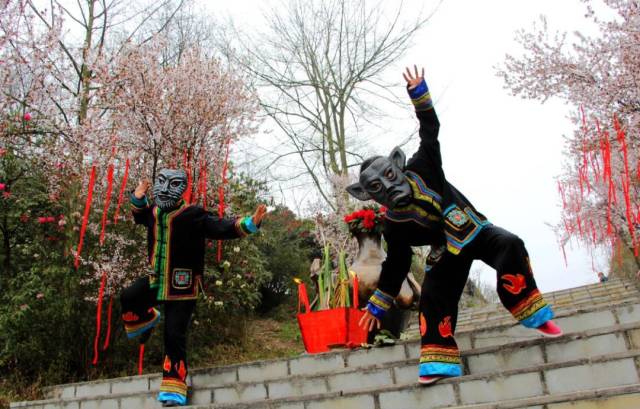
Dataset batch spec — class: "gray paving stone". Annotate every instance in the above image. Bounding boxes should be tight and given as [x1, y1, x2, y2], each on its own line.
[327, 368, 392, 393]
[305, 394, 375, 409]
[545, 358, 639, 394]
[466, 344, 544, 374]
[191, 368, 237, 387]
[392, 362, 419, 385]
[346, 344, 406, 367]
[617, 304, 640, 325]
[554, 310, 617, 334]
[545, 333, 628, 363]
[74, 382, 110, 399]
[117, 394, 156, 409]
[267, 376, 327, 399]
[289, 353, 344, 376]
[547, 393, 640, 408]
[238, 361, 288, 383]
[110, 377, 149, 394]
[213, 383, 267, 404]
[190, 388, 212, 405]
[378, 383, 457, 409]
[458, 372, 544, 404]
[77, 398, 118, 409]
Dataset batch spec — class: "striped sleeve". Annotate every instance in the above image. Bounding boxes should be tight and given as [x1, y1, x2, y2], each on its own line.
[366, 289, 395, 320]
[407, 79, 433, 112]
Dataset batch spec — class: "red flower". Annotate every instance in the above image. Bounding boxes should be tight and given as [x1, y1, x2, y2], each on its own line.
[38, 217, 47, 224]
[0, 183, 5, 190]
[0, 148, 6, 156]
[23, 112, 31, 121]
[2, 191, 11, 198]
[20, 214, 29, 223]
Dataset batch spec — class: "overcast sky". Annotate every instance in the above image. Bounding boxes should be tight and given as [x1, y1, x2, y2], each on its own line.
[205, 0, 612, 293]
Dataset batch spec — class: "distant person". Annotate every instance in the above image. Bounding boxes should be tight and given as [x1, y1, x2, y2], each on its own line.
[120, 170, 266, 407]
[597, 272, 608, 283]
[348, 65, 562, 386]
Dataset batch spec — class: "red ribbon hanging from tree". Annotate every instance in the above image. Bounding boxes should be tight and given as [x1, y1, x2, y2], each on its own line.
[138, 344, 145, 375]
[99, 164, 115, 245]
[92, 271, 107, 365]
[102, 295, 113, 351]
[75, 165, 96, 269]
[217, 139, 232, 262]
[113, 158, 130, 225]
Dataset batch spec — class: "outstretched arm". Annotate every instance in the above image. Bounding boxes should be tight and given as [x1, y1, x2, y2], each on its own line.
[130, 179, 152, 224]
[359, 230, 413, 331]
[198, 204, 267, 240]
[403, 66, 442, 170]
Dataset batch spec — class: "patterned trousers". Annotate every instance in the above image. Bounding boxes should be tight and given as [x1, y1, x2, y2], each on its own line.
[120, 276, 196, 403]
[419, 225, 553, 377]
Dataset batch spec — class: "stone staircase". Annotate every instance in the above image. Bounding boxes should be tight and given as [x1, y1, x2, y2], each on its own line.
[11, 279, 640, 409]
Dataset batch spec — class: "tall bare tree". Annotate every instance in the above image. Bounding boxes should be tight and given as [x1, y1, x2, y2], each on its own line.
[227, 0, 437, 209]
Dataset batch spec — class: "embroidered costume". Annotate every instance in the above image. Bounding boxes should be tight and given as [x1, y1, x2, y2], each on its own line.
[347, 76, 558, 381]
[120, 169, 259, 406]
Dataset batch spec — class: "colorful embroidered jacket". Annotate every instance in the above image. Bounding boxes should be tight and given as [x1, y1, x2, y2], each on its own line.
[130, 194, 258, 301]
[367, 80, 490, 319]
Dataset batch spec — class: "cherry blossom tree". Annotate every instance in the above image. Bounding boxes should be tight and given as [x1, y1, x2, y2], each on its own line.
[498, 0, 640, 269]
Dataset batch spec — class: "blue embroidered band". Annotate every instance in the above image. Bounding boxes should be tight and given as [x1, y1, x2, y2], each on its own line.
[130, 193, 148, 208]
[407, 79, 433, 111]
[366, 289, 394, 319]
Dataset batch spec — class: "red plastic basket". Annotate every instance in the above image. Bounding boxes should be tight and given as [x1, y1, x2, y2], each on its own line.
[296, 282, 368, 353]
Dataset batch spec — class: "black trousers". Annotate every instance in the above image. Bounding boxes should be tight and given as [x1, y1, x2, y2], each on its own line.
[120, 276, 195, 396]
[418, 225, 552, 377]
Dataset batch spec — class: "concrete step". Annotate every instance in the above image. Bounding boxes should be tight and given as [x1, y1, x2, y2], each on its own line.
[13, 305, 640, 409]
[12, 281, 640, 409]
[94, 350, 640, 409]
[408, 278, 640, 334]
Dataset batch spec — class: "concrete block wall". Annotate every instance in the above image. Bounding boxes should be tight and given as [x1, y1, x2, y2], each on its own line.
[11, 280, 640, 409]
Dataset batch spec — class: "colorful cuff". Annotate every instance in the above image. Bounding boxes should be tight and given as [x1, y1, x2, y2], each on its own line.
[366, 289, 394, 319]
[243, 216, 258, 233]
[235, 216, 258, 236]
[407, 79, 433, 111]
[130, 193, 148, 208]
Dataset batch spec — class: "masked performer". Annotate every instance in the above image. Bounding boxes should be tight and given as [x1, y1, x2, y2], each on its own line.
[120, 169, 267, 407]
[348, 66, 562, 385]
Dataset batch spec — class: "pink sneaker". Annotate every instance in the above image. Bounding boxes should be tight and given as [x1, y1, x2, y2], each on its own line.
[536, 320, 563, 338]
[418, 375, 444, 385]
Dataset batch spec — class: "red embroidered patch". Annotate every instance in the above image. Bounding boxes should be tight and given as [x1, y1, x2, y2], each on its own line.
[177, 360, 187, 381]
[438, 316, 453, 338]
[163, 356, 171, 372]
[420, 313, 428, 337]
[122, 312, 139, 322]
[502, 274, 527, 295]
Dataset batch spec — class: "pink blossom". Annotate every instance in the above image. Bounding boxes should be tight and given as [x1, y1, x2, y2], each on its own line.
[2, 191, 11, 198]
[23, 112, 31, 121]
[0, 183, 5, 190]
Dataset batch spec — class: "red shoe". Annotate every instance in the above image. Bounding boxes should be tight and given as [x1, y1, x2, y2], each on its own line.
[418, 375, 444, 385]
[536, 320, 563, 338]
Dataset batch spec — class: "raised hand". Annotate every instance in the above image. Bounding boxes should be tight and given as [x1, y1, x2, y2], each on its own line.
[134, 179, 151, 199]
[402, 65, 425, 90]
[252, 204, 268, 226]
[358, 308, 381, 332]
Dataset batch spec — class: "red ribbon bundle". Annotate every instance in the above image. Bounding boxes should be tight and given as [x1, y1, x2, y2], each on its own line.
[74, 165, 96, 269]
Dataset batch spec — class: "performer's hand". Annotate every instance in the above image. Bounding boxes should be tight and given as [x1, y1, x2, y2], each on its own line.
[359, 308, 381, 332]
[402, 65, 425, 90]
[252, 204, 267, 226]
[134, 179, 151, 199]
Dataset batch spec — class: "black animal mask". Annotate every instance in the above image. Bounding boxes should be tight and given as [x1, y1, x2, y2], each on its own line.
[346, 147, 412, 209]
